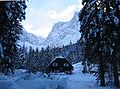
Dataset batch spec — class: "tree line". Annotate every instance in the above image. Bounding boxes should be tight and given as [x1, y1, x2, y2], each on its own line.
[15, 41, 82, 73]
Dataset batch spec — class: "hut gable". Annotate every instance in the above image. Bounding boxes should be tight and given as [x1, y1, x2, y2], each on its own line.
[46, 57, 74, 74]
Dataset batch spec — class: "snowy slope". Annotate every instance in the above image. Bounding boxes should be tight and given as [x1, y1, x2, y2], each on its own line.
[0, 62, 116, 89]
[18, 40, 46, 50]
[18, 30, 45, 49]
[42, 12, 81, 48]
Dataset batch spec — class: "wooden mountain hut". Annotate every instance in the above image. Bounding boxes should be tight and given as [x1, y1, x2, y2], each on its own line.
[46, 57, 74, 74]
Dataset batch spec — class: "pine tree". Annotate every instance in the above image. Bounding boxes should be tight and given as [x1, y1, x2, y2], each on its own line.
[44, 46, 52, 68]
[39, 47, 47, 72]
[15, 45, 27, 69]
[27, 46, 35, 72]
[0, 1, 27, 74]
[79, 0, 120, 87]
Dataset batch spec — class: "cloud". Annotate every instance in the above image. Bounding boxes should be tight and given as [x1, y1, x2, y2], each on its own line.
[78, 0, 82, 3]
[76, 4, 83, 11]
[45, 10, 57, 20]
[24, 23, 51, 38]
[24, 23, 33, 31]
[59, 5, 76, 19]
[45, 2, 83, 21]
[45, 5, 76, 21]
[34, 27, 52, 38]
[23, 0, 83, 38]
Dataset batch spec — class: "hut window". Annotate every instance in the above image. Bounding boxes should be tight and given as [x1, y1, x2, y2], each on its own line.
[54, 70, 59, 73]
[53, 63, 58, 67]
[64, 63, 69, 67]
[65, 70, 70, 74]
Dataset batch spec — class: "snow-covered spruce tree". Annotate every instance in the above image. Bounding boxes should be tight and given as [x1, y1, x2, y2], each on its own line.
[79, 0, 120, 87]
[36, 47, 48, 72]
[39, 47, 46, 72]
[15, 45, 28, 69]
[25, 46, 36, 72]
[43, 46, 52, 71]
[76, 40, 83, 63]
[0, 1, 27, 74]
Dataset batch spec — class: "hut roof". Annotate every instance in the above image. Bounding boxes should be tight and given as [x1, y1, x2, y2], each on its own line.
[46, 56, 74, 69]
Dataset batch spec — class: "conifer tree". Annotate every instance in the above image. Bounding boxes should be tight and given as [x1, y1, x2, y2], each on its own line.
[0, 1, 26, 74]
[79, 0, 120, 87]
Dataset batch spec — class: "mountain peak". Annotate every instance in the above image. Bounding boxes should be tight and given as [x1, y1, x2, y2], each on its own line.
[19, 12, 81, 49]
[43, 12, 81, 48]
[71, 12, 79, 21]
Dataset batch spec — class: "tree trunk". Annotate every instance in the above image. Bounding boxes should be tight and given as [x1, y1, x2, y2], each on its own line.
[113, 59, 119, 87]
[99, 58, 105, 86]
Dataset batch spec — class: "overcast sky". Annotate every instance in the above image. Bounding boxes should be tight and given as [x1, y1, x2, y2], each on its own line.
[22, 0, 83, 38]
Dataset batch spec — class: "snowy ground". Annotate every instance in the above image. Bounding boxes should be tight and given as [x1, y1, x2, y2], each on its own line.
[0, 62, 117, 89]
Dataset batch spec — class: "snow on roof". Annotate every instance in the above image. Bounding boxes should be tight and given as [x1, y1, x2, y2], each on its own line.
[52, 56, 67, 62]
[46, 56, 67, 69]
[54, 56, 64, 59]
[51, 56, 65, 63]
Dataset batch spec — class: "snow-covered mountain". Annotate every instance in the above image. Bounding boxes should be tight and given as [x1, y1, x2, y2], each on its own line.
[42, 12, 81, 48]
[19, 12, 81, 49]
[18, 30, 45, 49]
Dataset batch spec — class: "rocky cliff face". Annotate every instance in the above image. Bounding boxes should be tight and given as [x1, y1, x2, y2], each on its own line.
[42, 12, 81, 48]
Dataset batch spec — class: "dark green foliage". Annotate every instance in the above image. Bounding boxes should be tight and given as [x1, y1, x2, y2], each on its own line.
[79, 0, 120, 87]
[14, 45, 28, 69]
[18, 41, 83, 73]
[0, 1, 27, 75]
